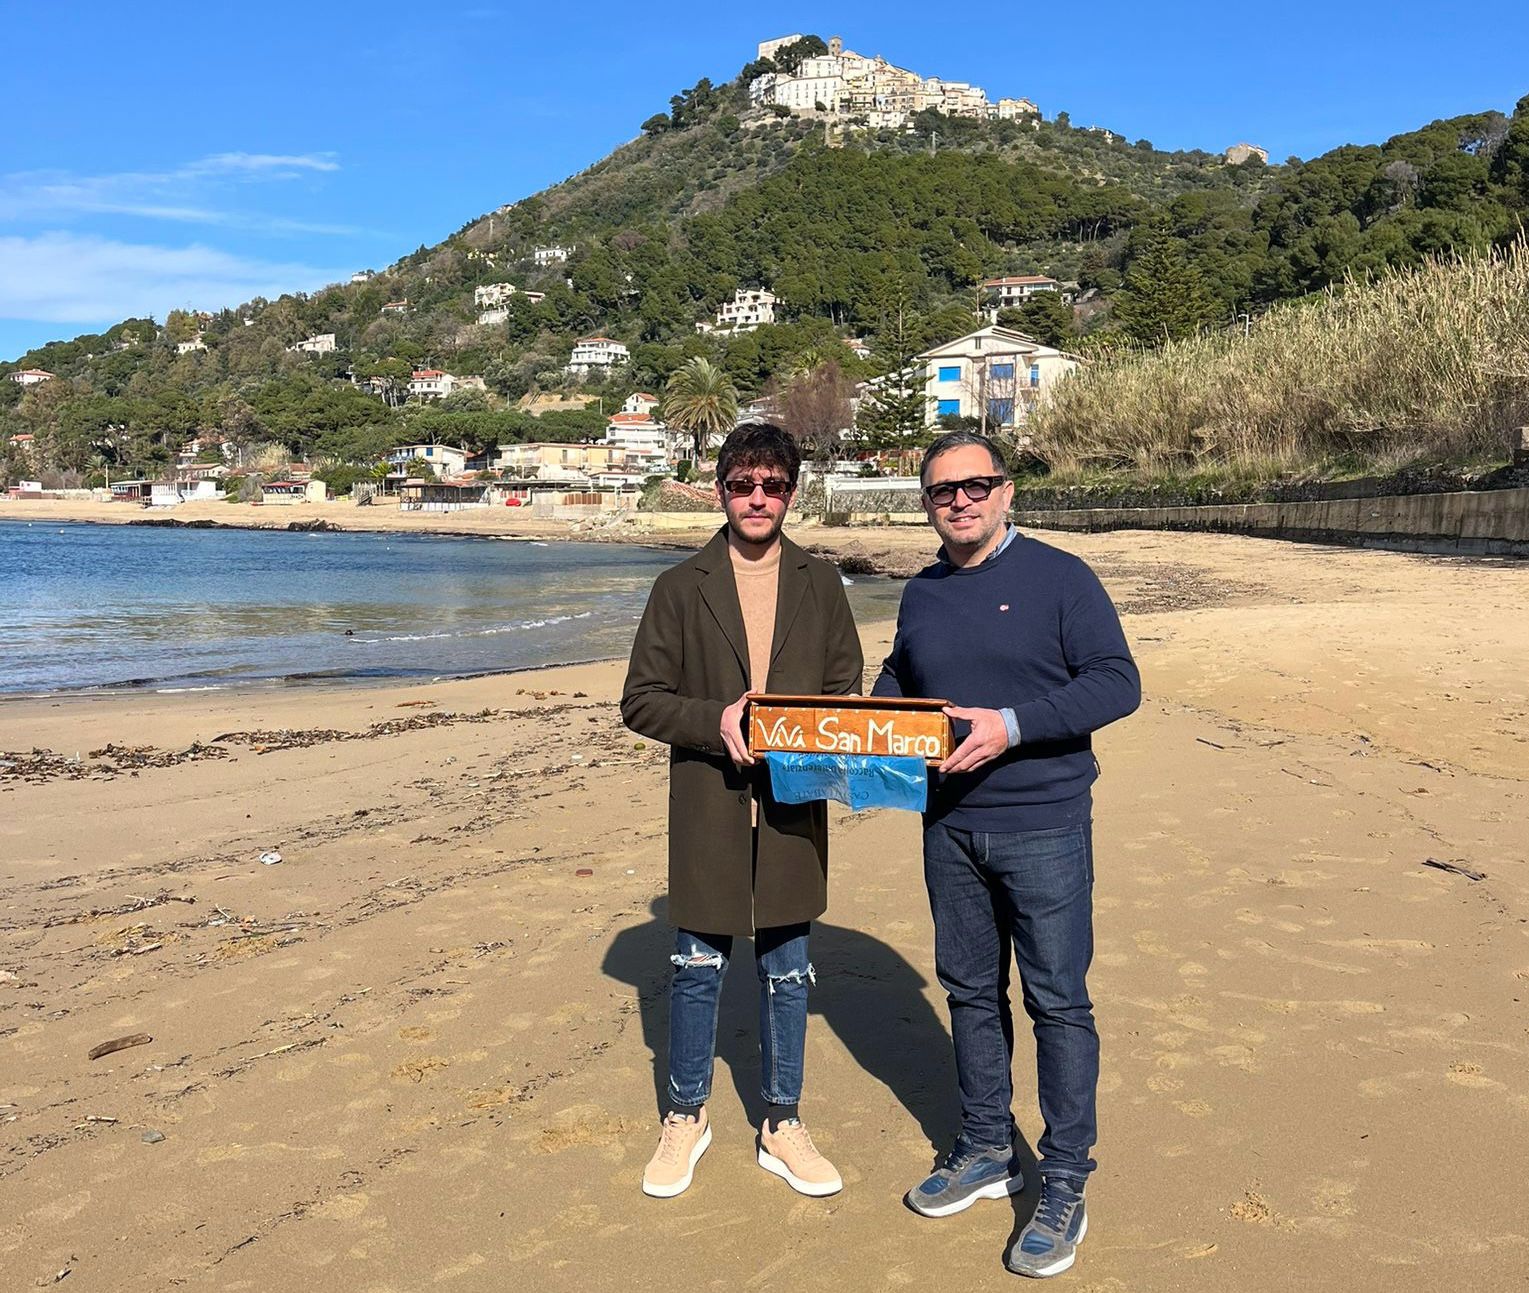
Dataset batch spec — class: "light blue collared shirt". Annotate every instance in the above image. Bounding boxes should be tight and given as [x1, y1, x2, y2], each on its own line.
[988, 526, 1023, 748]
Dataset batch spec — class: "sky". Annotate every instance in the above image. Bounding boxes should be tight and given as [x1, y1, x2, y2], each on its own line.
[2, 0, 1525, 362]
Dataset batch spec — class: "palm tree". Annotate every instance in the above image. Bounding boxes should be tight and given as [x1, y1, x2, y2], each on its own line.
[663, 357, 739, 464]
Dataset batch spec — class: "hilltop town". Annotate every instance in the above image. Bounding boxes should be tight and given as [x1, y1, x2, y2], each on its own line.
[746, 33, 1039, 131]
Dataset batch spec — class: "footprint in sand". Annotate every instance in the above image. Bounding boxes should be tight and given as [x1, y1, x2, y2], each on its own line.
[1132, 930, 1175, 957]
[1312, 1177, 1357, 1216]
[1153, 1052, 1200, 1071]
[1210, 1043, 1260, 1072]
[1446, 1061, 1502, 1091]
[390, 1055, 449, 1083]
[537, 1104, 635, 1153]
[310, 1190, 370, 1221]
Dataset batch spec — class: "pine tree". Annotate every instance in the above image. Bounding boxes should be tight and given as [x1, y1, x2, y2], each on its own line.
[1114, 234, 1219, 344]
[854, 285, 931, 448]
[1489, 95, 1529, 206]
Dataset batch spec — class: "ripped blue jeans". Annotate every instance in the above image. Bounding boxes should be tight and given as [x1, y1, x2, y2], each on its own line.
[667, 923, 813, 1110]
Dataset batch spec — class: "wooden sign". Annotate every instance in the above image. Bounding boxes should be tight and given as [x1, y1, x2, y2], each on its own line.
[748, 693, 953, 764]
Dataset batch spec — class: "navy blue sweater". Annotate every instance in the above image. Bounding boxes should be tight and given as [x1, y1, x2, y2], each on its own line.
[873, 532, 1141, 830]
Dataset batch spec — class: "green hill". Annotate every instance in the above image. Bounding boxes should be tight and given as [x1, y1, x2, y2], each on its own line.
[3, 40, 1526, 489]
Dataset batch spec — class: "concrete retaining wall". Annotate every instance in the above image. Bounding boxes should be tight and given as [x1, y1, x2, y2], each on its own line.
[1020, 487, 1529, 557]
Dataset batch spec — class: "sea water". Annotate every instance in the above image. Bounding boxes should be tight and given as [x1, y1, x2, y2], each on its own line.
[0, 521, 902, 696]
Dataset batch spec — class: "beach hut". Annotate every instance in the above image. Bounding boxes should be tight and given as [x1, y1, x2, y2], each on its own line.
[398, 479, 488, 512]
[260, 480, 306, 505]
[109, 480, 152, 503]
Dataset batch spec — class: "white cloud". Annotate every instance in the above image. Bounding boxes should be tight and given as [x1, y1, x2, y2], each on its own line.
[0, 232, 351, 323]
[191, 152, 340, 174]
[0, 151, 351, 233]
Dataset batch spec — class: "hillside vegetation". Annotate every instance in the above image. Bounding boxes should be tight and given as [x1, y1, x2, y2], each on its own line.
[3, 35, 1527, 491]
[1027, 241, 1529, 493]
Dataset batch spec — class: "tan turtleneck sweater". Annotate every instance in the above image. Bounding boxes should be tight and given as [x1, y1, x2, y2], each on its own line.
[729, 538, 781, 693]
[730, 539, 780, 824]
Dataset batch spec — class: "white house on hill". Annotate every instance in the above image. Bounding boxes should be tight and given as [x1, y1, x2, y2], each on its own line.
[982, 276, 1061, 308]
[409, 370, 484, 401]
[475, 283, 545, 325]
[474, 282, 527, 308]
[566, 337, 629, 376]
[696, 288, 777, 334]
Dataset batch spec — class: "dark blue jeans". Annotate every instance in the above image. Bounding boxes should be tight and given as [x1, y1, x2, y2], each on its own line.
[923, 818, 1098, 1180]
[667, 923, 813, 1110]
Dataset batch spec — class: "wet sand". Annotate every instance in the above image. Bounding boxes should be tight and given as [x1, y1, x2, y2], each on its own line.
[2, 529, 1526, 1291]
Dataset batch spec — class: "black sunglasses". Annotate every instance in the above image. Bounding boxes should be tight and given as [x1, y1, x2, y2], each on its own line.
[722, 477, 793, 498]
[923, 475, 1006, 506]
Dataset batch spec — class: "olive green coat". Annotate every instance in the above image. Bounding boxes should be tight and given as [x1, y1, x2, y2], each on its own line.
[621, 528, 863, 935]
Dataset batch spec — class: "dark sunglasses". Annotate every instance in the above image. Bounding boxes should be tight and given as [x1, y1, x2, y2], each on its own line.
[722, 477, 793, 498]
[923, 475, 1006, 507]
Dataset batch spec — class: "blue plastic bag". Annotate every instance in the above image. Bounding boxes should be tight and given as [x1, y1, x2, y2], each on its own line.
[765, 752, 929, 813]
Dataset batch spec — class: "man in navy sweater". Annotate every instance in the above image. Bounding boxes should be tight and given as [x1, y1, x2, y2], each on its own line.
[873, 431, 1140, 1279]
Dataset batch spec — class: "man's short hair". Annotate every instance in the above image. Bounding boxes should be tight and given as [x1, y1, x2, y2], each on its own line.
[920, 430, 1009, 483]
[716, 422, 802, 487]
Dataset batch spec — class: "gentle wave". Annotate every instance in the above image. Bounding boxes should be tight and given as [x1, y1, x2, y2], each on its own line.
[349, 610, 595, 645]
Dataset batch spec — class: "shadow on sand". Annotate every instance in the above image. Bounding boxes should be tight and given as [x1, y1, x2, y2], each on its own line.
[603, 896, 1040, 1197]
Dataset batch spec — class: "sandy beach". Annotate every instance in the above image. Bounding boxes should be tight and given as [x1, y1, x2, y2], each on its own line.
[3, 527, 1527, 1291]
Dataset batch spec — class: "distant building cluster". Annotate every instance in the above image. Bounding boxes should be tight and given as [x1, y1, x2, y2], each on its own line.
[750, 35, 1038, 131]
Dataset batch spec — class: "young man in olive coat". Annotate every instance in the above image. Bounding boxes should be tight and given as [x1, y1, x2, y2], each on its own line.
[622, 422, 863, 1199]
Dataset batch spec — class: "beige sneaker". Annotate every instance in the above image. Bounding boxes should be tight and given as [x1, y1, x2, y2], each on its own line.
[757, 1118, 842, 1197]
[642, 1108, 711, 1198]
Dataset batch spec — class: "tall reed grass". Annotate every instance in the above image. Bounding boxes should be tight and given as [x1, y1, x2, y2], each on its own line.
[1027, 240, 1529, 483]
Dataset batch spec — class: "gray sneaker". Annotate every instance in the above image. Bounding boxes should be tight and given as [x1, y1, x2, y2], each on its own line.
[1005, 1176, 1087, 1278]
[905, 1141, 1024, 1217]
